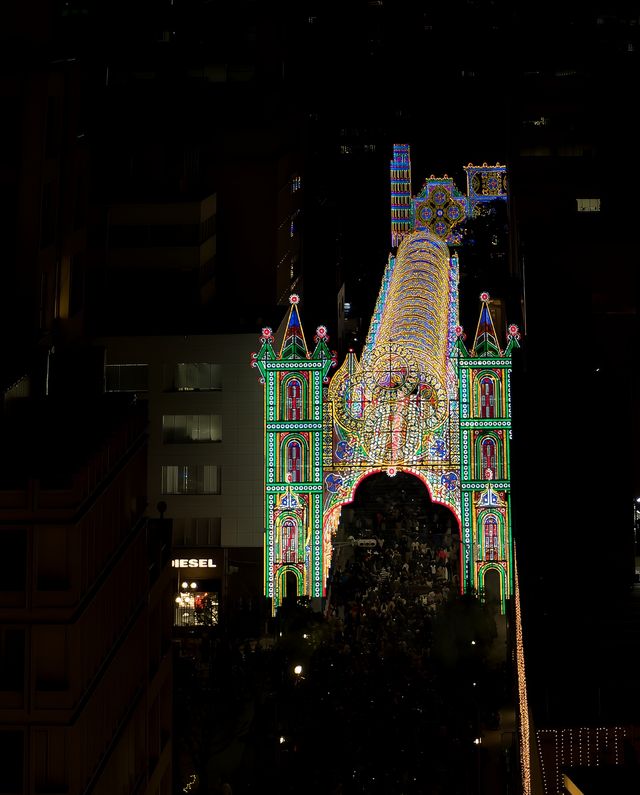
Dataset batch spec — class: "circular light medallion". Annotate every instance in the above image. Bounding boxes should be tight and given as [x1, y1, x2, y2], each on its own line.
[366, 344, 419, 399]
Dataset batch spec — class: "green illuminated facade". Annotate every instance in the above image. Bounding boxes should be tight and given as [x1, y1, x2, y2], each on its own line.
[253, 145, 519, 614]
[251, 298, 334, 611]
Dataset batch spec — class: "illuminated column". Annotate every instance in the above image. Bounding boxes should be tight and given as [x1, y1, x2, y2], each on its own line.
[252, 297, 334, 614]
[390, 143, 412, 248]
[455, 293, 521, 609]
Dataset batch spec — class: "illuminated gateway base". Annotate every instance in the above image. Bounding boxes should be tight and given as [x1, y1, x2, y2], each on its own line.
[252, 144, 520, 615]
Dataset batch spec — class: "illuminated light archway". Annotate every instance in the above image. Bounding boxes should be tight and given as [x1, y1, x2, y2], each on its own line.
[340, 468, 462, 539]
[253, 146, 518, 615]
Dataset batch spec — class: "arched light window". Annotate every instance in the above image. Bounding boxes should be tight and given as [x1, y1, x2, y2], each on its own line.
[484, 515, 499, 561]
[281, 518, 297, 563]
[287, 440, 302, 482]
[286, 379, 303, 420]
[481, 437, 497, 478]
[480, 377, 496, 418]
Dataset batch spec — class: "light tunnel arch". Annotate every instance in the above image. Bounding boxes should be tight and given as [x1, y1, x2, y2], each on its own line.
[478, 563, 506, 607]
[322, 467, 464, 586]
[275, 565, 304, 604]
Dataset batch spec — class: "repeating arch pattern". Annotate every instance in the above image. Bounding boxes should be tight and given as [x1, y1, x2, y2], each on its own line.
[474, 432, 505, 479]
[474, 371, 502, 418]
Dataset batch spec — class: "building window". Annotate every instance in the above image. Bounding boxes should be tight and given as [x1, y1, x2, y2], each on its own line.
[479, 377, 496, 418]
[281, 519, 297, 563]
[172, 517, 222, 546]
[168, 363, 222, 391]
[162, 415, 222, 443]
[480, 437, 497, 479]
[0, 629, 25, 691]
[286, 379, 303, 421]
[576, 198, 601, 213]
[36, 528, 69, 590]
[174, 589, 218, 627]
[286, 440, 302, 482]
[0, 531, 26, 590]
[34, 627, 67, 691]
[0, 731, 24, 793]
[484, 515, 499, 561]
[105, 363, 149, 392]
[161, 465, 221, 494]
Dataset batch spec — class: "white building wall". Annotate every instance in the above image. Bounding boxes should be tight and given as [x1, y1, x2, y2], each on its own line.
[97, 334, 264, 548]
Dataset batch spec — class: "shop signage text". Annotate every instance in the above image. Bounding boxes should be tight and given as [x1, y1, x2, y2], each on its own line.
[172, 558, 217, 568]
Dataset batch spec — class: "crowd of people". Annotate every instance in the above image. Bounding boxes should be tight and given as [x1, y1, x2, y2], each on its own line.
[175, 475, 512, 794]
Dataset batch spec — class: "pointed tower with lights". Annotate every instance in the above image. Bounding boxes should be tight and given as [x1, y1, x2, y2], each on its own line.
[251, 295, 335, 613]
[452, 292, 521, 601]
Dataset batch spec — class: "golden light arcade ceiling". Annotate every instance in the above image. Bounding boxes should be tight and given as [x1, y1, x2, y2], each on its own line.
[330, 229, 454, 466]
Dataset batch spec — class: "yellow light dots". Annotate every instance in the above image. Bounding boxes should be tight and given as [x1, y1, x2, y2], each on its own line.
[513, 544, 532, 795]
[536, 726, 629, 794]
[364, 231, 451, 385]
[329, 229, 454, 465]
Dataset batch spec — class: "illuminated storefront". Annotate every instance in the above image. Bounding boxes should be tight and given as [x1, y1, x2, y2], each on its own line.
[172, 553, 221, 627]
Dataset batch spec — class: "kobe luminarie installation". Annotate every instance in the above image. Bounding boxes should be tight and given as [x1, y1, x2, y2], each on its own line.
[252, 144, 520, 615]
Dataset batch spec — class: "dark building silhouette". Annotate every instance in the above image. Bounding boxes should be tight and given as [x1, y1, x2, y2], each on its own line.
[0, 393, 173, 795]
[1, 1, 639, 793]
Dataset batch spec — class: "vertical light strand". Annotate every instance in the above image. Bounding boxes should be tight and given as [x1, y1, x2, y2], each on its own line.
[514, 543, 532, 795]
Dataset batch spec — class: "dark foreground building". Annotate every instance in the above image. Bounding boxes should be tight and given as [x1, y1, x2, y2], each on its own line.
[0, 392, 173, 795]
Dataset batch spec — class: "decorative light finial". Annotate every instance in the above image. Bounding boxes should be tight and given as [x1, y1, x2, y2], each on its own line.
[289, 294, 300, 305]
[314, 325, 328, 345]
[480, 291, 490, 302]
[507, 323, 521, 341]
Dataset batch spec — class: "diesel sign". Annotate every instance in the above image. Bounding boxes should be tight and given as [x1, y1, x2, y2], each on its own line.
[172, 558, 217, 568]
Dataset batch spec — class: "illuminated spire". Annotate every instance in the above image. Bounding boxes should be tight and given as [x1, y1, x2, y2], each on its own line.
[279, 294, 309, 359]
[471, 292, 502, 357]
